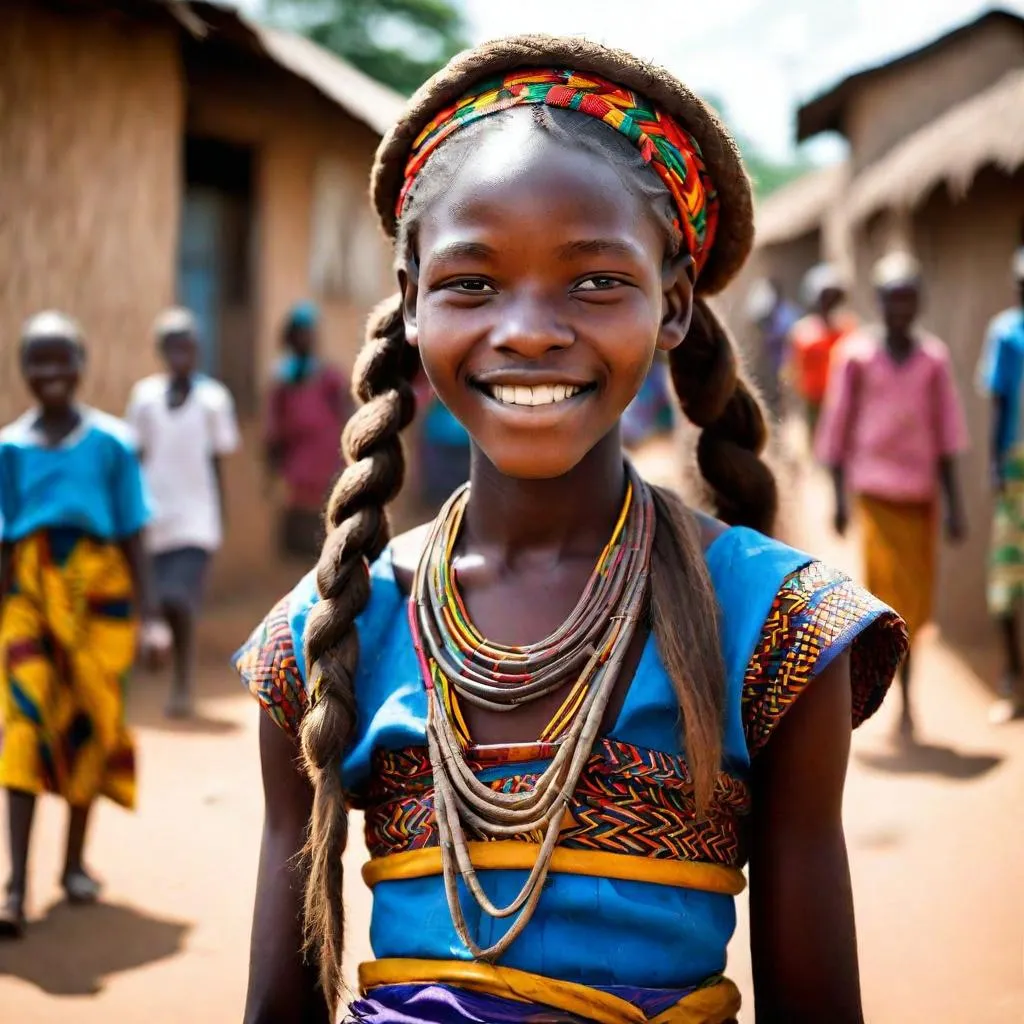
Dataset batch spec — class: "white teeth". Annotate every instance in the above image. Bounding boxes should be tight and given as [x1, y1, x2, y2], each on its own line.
[487, 384, 584, 406]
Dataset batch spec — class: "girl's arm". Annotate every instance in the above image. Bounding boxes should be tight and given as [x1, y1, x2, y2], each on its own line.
[245, 712, 329, 1024]
[939, 456, 966, 542]
[0, 541, 11, 598]
[749, 652, 864, 1024]
[119, 532, 156, 620]
[815, 353, 858, 536]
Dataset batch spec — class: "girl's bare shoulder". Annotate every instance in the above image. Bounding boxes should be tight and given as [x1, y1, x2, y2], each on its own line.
[389, 522, 432, 595]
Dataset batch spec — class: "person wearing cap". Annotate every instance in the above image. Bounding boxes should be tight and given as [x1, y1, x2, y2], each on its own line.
[786, 263, 858, 442]
[0, 311, 154, 937]
[975, 247, 1024, 723]
[264, 301, 352, 559]
[817, 251, 968, 739]
[125, 308, 240, 718]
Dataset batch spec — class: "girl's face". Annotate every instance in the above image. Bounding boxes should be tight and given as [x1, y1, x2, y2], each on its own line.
[401, 121, 693, 481]
[162, 332, 199, 379]
[881, 285, 920, 335]
[21, 337, 82, 411]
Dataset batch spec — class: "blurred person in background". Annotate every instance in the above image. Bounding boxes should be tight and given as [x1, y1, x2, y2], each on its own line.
[0, 312, 153, 937]
[126, 309, 240, 718]
[265, 302, 351, 561]
[415, 368, 471, 513]
[745, 276, 800, 418]
[975, 247, 1024, 724]
[817, 251, 967, 739]
[621, 353, 674, 449]
[787, 263, 857, 443]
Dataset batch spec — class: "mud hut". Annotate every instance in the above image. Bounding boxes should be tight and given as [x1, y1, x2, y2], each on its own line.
[0, 0, 403, 594]
[795, 8, 1024, 645]
[716, 163, 848, 385]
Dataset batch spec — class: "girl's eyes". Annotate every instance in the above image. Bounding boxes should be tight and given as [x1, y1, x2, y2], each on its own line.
[445, 278, 496, 295]
[440, 274, 627, 296]
[573, 276, 625, 293]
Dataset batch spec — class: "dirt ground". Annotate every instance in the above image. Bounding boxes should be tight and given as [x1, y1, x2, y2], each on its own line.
[1, 444, 1022, 1023]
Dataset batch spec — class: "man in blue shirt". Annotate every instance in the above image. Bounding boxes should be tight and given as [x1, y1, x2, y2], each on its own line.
[977, 247, 1024, 723]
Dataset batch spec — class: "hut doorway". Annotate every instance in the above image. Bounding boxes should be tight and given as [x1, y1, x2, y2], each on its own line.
[177, 136, 257, 413]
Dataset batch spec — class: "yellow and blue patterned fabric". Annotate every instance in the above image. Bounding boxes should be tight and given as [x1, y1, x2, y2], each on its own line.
[236, 527, 906, 1015]
[0, 529, 138, 808]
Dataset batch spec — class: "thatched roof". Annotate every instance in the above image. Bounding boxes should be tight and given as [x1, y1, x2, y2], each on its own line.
[754, 162, 846, 248]
[49, 0, 404, 137]
[185, 1, 404, 136]
[253, 26, 403, 136]
[846, 68, 1024, 224]
[797, 8, 1024, 142]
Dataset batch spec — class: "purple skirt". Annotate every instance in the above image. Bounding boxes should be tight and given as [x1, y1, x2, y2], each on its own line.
[345, 982, 692, 1023]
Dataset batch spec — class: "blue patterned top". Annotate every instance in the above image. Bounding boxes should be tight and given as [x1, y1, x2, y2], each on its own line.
[236, 526, 906, 993]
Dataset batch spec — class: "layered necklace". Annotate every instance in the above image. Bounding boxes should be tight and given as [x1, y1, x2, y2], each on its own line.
[409, 462, 656, 960]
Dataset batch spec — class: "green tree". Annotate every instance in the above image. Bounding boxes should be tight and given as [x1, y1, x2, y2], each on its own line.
[265, 0, 469, 95]
[703, 93, 810, 198]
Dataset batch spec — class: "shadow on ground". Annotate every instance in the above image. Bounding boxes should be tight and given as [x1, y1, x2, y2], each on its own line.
[856, 739, 1003, 781]
[0, 900, 191, 996]
[127, 672, 241, 737]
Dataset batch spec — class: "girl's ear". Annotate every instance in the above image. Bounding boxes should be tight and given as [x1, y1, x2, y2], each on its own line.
[657, 252, 695, 353]
[397, 264, 419, 349]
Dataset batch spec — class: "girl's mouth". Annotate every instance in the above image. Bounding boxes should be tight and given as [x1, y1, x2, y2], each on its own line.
[475, 382, 596, 408]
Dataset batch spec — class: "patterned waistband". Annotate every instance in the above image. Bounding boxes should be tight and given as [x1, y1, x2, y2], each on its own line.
[360, 738, 751, 868]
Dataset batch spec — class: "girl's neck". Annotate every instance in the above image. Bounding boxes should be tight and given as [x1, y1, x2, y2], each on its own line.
[885, 329, 915, 361]
[462, 431, 627, 562]
[35, 404, 81, 445]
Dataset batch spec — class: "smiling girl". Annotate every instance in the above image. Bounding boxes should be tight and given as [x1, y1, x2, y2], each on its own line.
[0, 312, 152, 938]
[236, 39, 908, 1024]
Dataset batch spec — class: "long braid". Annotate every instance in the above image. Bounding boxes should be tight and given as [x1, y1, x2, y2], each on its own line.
[670, 298, 777, 534]
[298, 294, 418, 1010]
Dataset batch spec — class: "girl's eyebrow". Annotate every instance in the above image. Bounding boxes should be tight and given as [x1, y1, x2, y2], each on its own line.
[430, 240, 497, 262]
[556, 238, 641, 260]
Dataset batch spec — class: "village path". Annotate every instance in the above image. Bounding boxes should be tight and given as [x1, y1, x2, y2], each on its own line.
[1, 442, 1022, 1023]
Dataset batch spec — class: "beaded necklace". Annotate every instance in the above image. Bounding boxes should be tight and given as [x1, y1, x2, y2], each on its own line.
[410, 462, 656, 960]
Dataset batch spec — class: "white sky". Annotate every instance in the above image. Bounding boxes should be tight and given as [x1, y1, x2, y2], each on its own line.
[236, 0, 1024, 160]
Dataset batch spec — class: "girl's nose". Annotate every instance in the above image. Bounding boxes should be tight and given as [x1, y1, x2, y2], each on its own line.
[488, 296, 573, 359]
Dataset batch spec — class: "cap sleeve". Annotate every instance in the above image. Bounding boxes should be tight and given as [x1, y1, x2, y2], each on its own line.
[743, 561, 908, 757]
[234, 579, 316, 737]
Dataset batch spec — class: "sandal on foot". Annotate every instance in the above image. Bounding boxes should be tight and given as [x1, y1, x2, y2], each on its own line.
[0, 892, 25, 938]
[62, 870, 101, 905]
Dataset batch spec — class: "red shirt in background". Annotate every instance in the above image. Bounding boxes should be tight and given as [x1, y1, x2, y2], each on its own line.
[789, 311, 858, 405]
[265, 364, 349, 510]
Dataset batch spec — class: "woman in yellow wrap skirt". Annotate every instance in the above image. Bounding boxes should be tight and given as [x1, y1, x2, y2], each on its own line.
[0, 312, 152, 938]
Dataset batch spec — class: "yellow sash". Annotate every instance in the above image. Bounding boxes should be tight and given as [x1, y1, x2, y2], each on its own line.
[362, 841, 745, 895]
[359, 959, 741, 1024]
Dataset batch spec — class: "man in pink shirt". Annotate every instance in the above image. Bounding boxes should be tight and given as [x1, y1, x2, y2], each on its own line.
[816, 251, 967, 738]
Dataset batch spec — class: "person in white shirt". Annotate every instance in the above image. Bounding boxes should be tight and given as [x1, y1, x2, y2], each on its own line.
[126, 309, 240, 717]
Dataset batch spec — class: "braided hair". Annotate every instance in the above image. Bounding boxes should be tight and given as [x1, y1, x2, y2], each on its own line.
[299, 35, 775, 1012]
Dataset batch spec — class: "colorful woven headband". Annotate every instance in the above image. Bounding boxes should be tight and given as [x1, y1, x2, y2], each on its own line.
[397, 68, 720, 275]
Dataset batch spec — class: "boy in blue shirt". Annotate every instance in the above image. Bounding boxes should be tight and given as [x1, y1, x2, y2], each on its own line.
[976, 248, 1024, 723]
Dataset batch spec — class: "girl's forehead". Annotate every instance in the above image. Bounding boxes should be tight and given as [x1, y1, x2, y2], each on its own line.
[22, 336, 82, 360]
[418, 127, 659, 249]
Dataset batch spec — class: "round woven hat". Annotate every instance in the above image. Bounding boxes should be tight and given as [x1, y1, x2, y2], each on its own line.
[371, 35, 754, 297]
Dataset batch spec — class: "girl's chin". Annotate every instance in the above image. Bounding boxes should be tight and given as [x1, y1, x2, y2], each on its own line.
[475, 441, 605, 483]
